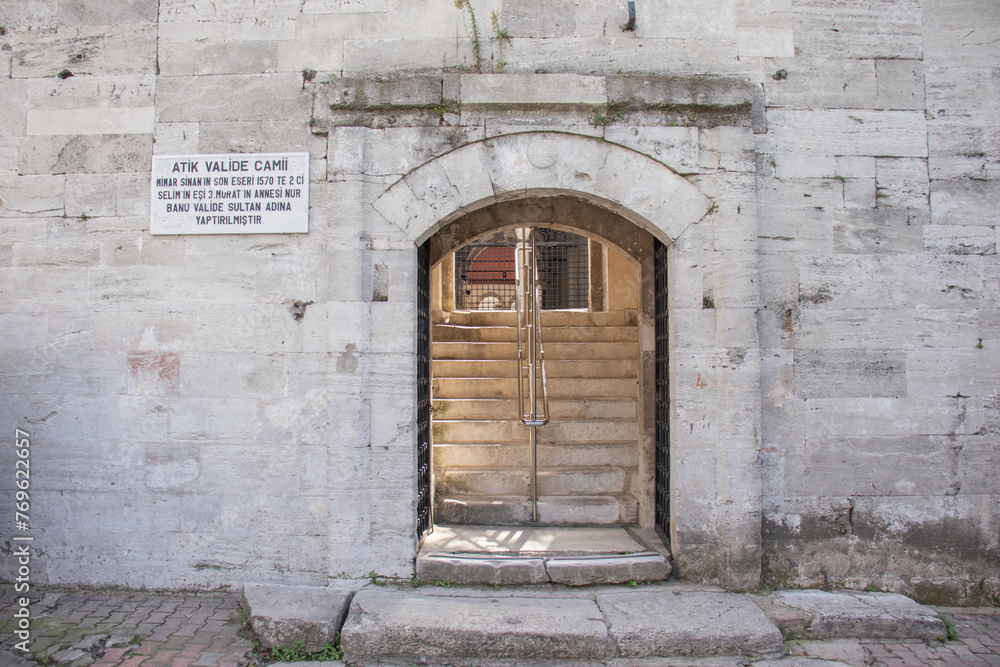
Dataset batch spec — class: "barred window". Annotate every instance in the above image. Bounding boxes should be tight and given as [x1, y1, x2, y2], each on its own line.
[454, 228, 590, 311]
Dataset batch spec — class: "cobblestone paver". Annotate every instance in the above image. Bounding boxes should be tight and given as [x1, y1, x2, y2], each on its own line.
[0, 587, 253, 667]
[859, 610, 1000, 667]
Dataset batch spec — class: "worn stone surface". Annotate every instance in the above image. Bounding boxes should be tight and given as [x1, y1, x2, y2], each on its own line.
[340, 590, 609, 661]
[597, 590, 783, 658]
[241, 583, 353, 652]
[760, 590, 947, 640]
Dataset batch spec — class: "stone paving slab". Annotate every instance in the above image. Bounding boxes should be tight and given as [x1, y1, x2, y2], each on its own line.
[340, 589, 610, 662]
[240, 582, 352, 653]
[597, 590, 784, 658]
[756, 589, 947, 640]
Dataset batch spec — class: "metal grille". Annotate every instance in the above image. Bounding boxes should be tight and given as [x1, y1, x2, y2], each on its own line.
[454, 228, 589, 311]
[654, 237, 670, 539]
[416, 241, 432, 541]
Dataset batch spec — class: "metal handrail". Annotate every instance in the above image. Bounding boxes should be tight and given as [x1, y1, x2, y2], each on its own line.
[514, 227, 548, 522]
[515, 227, 549, 427]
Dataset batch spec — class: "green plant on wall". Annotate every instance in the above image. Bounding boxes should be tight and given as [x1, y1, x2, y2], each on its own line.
[491, 11, 511, 72]
[454, 0, 483, 73]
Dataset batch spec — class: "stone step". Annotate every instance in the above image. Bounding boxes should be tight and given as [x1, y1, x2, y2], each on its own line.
[246, 582, 945, 663]
[432, 419, 638, 444]
[417, 552, 671, 586]
[416, 525, 671, 587]
[433, 397, 637, 420]
[433, 442, 639, 468]
[442, 309, 637, 327]
[433, 376, 638, 399]
[432, 340, 638, 360]
[435, 466, 629, 497]
[435, 494, 633, 525]
[433, 323, 639, 342]
[433, 357, 638, 379]
[339, 588, 783, 663]
[341, 590, 610, 662]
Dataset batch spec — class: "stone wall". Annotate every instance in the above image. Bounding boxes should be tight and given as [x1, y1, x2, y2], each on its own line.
[0, 0, 996, 603]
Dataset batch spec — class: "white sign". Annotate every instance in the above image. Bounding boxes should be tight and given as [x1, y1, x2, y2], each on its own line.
[150, 152, 309, 235]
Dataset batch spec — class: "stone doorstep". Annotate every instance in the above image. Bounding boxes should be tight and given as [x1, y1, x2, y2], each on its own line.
[416, 551, 672, 586]
[240, 583, 353, 654]
[339, 588, 783, 662]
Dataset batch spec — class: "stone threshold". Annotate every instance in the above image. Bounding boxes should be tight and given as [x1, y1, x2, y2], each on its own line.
[416, 524, 672, 586]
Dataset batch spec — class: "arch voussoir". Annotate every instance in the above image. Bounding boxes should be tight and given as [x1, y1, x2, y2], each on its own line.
[373, 131, 713, 245]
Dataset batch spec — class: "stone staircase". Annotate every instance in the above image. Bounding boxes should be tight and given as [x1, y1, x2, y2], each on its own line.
[431, 309, 641, 526]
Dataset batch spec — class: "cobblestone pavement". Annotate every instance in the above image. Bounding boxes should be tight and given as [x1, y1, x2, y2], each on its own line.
[0, 586, 997, 666]
[0, 587, 254, 667]
[862, 610, 1000, 667]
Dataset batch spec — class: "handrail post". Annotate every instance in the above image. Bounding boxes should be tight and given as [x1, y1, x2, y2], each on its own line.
[515, 227, 549, 523]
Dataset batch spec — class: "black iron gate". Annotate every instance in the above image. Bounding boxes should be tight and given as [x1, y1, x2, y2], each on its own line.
[416, 241, 432, 542]
[654, 238, 670, 538]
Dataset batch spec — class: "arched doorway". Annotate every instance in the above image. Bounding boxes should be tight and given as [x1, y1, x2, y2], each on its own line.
[374, 131, 763, 588]
[418, 196, 665, 537]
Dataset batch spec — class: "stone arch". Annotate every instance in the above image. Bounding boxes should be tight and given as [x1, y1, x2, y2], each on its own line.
[372, 131, 713, 245]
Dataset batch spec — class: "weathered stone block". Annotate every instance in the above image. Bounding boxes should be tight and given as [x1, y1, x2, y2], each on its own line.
[56, 0, 158, 25]
[0, 79, 27, 138]
[343, 38, 478, 76]
[876, 59, 925, 110]
[341, 591, 609, 661]
[499, 37, 741, 77]
[804, 396, 986, 437]
[416, 554, 548, 585]
[832, 208, 924, 254]
[608, 74, 751, 110]
[464, 73, 606, 106]
[159, 40, 279, 76]
[546, 553, 671, 586]
[242, 583, 352, 653]
[635, 0, 737, 39]
[793, 350, 906, 399]
[18, 134, 150, 174]
[875, 157, 929, 209]
[766, 109, 927, 157]
[763, 590, 946, 640]
[12, 24, 156, 78]
[923, 224, 996, 255]
[277, 39, 343, 73]
[799, 255, 995, 309]
[763, 57, 876, 109]
[792, 0, 923, 59]
[597, 590, 782, 657]
[929, 179, 1000, 225]
[0, 175, 65, 216]
[737, 26, 794, 58]
[145, 442, 199, 491]
[27, 107, 154, 136]
[604, 125, 699, 175]
[156, 73, 310, 123]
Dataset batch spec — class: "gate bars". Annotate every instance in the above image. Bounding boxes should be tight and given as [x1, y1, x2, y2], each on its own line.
[515, 228, 549, 522]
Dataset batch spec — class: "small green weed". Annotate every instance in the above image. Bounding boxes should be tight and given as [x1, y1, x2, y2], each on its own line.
[435, 580, 453, 588]
[410, 578, 423, 588]
[939, 615, 958, 642]
[454, 0, 483, 73]
[491, 10, 511, 72]
[626, 580, 638, 587]
[265, 637, 342, 662]
[368, 570, 386, 586]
